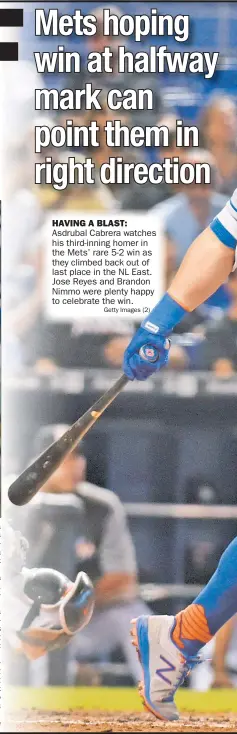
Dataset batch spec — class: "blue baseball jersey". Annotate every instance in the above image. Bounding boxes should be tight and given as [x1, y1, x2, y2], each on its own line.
[210, 188, 237, 269]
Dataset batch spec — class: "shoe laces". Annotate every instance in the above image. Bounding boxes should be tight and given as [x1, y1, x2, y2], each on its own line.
[163, 655, 201, 702]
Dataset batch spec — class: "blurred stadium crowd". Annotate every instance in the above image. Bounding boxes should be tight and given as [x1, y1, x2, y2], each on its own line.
[4, 1, 237, 376]
[3, 2, 237, 691]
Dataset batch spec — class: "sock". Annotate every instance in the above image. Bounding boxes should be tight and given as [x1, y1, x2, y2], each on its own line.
[172, 536, 237, 657]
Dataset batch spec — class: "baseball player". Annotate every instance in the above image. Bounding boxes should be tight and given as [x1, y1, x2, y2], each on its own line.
[123, 188, 237, 720]
[4, 521, 94, 664]
[14, 427, 150, 684]
[190, 615, 237, 690]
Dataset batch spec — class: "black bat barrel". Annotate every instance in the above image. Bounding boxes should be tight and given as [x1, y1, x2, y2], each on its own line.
[8, 374, 128, 506]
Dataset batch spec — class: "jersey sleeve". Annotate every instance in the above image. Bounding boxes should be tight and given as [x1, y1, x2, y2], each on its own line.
[210, 189, 237, 269]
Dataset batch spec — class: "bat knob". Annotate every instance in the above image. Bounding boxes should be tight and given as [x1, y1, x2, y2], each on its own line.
[139, 345, 160, 363]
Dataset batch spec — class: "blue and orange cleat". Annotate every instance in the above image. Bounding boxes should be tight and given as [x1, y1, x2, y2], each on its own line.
[131, 615, 200, 721]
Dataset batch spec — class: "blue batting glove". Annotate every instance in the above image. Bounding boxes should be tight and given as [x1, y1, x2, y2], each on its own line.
[123, 293, 188, 381]
[123, 329, 170, 380]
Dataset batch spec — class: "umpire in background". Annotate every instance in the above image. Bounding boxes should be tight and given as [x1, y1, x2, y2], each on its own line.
[19, 424, 149, 685]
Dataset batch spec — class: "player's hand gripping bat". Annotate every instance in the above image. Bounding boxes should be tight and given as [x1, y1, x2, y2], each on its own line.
[8, 335, 202, 506]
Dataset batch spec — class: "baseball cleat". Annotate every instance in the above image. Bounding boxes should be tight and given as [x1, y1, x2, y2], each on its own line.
[131, 615, 200, 721]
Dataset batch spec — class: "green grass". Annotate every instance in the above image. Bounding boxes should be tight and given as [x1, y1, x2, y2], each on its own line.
[6, 687, 237, 714]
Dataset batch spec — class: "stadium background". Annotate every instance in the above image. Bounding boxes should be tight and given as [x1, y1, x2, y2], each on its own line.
[3, 0, 237, 721]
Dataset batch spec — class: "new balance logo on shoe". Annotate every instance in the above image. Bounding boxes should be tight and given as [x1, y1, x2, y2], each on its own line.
[156, 655, 176, 685]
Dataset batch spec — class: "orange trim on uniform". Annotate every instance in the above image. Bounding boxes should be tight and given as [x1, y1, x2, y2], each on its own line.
[172, 604, 212, 650]
[167, 291, 192, 313]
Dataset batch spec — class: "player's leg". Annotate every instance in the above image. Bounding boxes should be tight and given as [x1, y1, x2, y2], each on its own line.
[131, 537, 237, 721]
[70, 602, 147, 684]
[172, 536, 237, 656]
[68, 608, 122, 683]
[108, 600, 152, 683]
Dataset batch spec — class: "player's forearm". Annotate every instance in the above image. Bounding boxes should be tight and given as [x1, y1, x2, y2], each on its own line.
[95, 573, 138, 606]
[123, 191, 237, 380]
[137, 206, 236, 339]
[168, 228, 234, 312]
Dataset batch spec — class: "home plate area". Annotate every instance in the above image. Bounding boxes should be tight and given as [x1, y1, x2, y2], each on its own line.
[5, 688, 237, 732]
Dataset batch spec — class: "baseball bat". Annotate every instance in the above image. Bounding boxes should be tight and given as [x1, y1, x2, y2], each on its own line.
[8, 373, 129, 506]
[8, 334, 204, 506]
